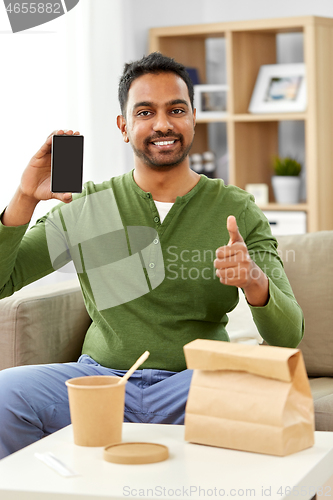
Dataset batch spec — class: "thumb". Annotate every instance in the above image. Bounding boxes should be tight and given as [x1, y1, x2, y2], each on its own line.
[52, 192, 73, 204]
[61, 193, 73, 204]
[227, 215, 244, 245]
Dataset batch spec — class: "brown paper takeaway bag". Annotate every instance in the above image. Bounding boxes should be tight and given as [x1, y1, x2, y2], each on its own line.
[184, 339, 315, 456]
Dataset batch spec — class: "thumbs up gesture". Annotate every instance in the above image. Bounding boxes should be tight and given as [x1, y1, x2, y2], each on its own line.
[226, 214, 245, 246]
[214, 216, 269, 306]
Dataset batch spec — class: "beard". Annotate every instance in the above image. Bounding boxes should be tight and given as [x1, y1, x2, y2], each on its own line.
[130, 131, 194, 171]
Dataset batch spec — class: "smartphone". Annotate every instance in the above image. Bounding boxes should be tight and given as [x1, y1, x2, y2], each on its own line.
[51, 134, 84, 193]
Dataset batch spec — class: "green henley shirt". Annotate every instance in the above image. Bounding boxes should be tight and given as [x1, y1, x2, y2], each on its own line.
[0, 171, 304, 371]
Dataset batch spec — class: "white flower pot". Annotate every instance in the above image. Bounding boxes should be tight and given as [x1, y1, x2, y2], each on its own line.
[271, 176, 301, 204]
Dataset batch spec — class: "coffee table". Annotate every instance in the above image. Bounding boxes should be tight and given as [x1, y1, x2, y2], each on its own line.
[0, 423, 332, 500]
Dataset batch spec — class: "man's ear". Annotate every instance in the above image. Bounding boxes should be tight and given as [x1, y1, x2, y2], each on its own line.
[193, 107, 196, 129]
[117, 115, 129, 143]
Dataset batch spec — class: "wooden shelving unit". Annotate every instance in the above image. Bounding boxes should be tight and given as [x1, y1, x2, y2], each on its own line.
[258, 203, 308, 212]
[149, 16, 333, 232]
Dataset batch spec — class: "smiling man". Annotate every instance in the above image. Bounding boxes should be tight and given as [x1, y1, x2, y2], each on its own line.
[117, 64, 200, 203]
[0, 52, 304, 459]
[118, 72, 195, 169]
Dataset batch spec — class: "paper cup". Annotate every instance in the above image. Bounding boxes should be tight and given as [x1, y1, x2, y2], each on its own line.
[66, 375, 126, 447]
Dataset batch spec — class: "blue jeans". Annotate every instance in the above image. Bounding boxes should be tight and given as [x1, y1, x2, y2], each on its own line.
[0, 355, 193, 459]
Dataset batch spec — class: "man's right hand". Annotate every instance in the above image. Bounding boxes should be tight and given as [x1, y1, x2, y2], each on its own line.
[1, 129, 80, 227]
[20, 129, 80, 204]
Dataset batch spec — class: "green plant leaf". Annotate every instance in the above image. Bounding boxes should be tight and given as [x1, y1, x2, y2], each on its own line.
[272, 156, 302, 176]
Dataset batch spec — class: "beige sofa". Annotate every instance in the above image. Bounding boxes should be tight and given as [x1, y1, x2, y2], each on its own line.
[0, 231, 332, 431]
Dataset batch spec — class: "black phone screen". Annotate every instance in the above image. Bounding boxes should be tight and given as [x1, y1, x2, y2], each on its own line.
[51, 135, 84, 193]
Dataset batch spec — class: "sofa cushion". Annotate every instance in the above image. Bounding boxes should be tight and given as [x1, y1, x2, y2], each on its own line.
[0, 279, 91, 370]
[277, 231, 333, 377]
[309, 378, 333, 431]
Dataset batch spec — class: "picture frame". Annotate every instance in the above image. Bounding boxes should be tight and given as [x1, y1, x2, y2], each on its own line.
[248, 63, 307, 114]
[194, 84, 228, 119]
[185, 67, 200, 86]
[245, 183, 269, 206]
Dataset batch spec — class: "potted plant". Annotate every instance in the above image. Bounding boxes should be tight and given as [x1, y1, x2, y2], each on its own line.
[271, 156, 302, 204]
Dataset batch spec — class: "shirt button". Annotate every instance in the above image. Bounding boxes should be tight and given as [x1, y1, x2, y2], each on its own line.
[146, 193, 151, 198]
[153, 238, 159, 245]
[149, 263, 155, 269]
[153, 216, 160, 223]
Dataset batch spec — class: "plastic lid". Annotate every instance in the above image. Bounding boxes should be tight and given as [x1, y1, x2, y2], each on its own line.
[104, 442, 169, 465]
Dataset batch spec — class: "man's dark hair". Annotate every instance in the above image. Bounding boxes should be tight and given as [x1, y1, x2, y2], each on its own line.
[118, 52, 194, 116]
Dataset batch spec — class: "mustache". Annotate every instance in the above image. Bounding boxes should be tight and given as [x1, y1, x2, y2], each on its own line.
[144, 132, 183, 146]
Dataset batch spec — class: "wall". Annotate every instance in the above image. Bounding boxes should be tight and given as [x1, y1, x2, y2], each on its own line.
[125, 0, 333, 56]
[64, 0, 126, 186]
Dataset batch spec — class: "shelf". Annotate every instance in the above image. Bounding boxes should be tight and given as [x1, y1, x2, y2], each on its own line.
[149, 16, 331, 40]
[195, 113, 306, 124]
[258, 203, 308, 211]
[233, 113, 307, 122]
[150, 15, 333, 231]
[196, 116, 229, 123]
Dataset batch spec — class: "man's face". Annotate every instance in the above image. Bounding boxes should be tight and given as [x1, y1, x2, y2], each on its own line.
[118, 72, 196, 170]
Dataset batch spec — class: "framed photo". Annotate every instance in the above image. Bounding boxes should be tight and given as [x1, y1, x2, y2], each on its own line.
[248, 63, 307, 114]
[245, 183, 269, 205]
[194, 84, 228, 119]
[185, 67, 200, 85]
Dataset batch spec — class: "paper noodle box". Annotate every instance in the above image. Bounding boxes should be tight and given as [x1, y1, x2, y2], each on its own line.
[184, 339, 314, 456]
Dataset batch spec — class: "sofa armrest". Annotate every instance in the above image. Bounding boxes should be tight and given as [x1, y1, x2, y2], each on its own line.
[0, 279, 91, 370]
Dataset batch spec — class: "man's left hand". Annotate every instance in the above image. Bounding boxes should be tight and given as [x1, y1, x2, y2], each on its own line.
[214, 216, 269, 306]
